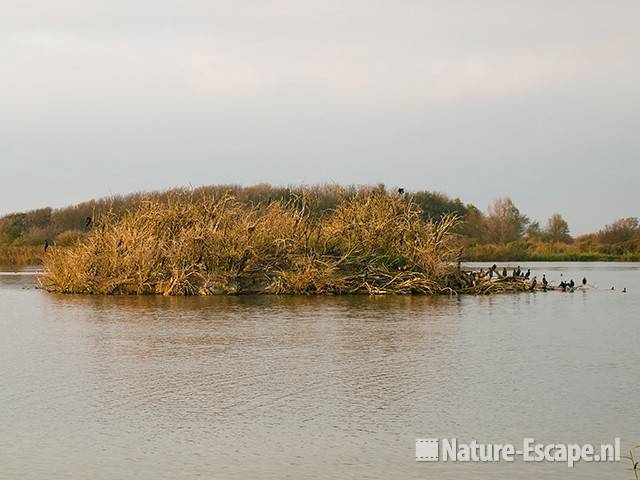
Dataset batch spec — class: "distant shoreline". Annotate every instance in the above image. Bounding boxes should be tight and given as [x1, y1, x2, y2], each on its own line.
[1, 246, 639, 268]
[2, 185, 638, 269]
[465, 252, 640, 262]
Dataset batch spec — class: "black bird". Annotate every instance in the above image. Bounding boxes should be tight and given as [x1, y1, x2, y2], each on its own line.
[44, 240, 49, 252]
[502, 267, 507, 277]
[525, 269, 531, 279]
[85, 216, 92, 229]
[611, 286, 615, 290]
[542, 275, 548, 287]
[623, 288, 627, 293]
[530, 276, 537, 291]
[569, 279, 575, 288]
[398, 188, 405, 195]
[582, 277, 587, 286]
[560, 281, 567, 292]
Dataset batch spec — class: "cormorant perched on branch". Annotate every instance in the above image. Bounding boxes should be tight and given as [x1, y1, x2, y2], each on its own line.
[44, 240, 49, 252]
[397, 188, 405, 195]
[542, 275, 548, 288]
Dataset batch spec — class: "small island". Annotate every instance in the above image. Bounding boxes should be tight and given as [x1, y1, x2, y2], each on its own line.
[0, 184, 637, 295]
[28, 185, 597, 296]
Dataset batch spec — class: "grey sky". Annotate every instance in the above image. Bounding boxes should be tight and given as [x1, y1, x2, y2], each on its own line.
[1, 0, 638, 233]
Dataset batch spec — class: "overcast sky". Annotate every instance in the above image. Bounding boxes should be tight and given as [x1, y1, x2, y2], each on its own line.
[1, 0, 638, 233]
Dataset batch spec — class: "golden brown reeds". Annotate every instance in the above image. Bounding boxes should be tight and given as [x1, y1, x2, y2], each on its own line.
[41, 190, 530, 295]
[0, 246, 42, 266]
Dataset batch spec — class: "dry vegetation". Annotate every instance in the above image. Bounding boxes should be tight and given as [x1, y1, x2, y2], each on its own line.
[0, 245, 42, 266]
[4, 184, 638, 265]
[41, 189, 529, 296]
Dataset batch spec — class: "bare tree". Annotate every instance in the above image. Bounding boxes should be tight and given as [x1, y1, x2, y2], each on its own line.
[485, 198, 529, 243]
[544, 213, 572, 243]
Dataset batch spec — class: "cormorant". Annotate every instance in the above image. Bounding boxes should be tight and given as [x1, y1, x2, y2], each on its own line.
[525, 269, 531, 279]
[85, 216, 92, 229]
[582, 277, 587, 286]
[611, 286, 615, 290]
[44, 240, 49, 252]
[530, 276, 537, 291]
[623, 288, 627, 293]
[398, 188, 405, 195]
[542, 275, 548, 287]
[569, 279, 575, 288]
[502, 267, 507, 277]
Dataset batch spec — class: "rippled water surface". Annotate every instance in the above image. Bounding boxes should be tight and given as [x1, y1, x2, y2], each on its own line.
[1, 262, 638, 479]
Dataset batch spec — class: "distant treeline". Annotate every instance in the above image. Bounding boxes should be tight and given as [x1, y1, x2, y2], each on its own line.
[0, 184, 638, 264]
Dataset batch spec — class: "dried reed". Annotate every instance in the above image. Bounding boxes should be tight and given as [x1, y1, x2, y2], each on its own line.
[41, 190, 529, 296]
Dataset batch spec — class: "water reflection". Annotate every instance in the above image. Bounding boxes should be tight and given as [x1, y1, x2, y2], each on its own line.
[0, 263, 638, 480]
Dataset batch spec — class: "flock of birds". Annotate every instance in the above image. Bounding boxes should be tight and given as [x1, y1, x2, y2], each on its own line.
[470, 264, 627, 293]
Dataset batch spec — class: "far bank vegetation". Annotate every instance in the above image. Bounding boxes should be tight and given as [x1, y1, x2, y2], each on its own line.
[1, 184, 639, 266]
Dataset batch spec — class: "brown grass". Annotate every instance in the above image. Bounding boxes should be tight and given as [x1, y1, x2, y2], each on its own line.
[0, 246, 42, 266]
[41, 189, 530, 296]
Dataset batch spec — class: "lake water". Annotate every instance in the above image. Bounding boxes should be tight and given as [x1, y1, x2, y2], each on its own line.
[1, 262, 638, 479]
